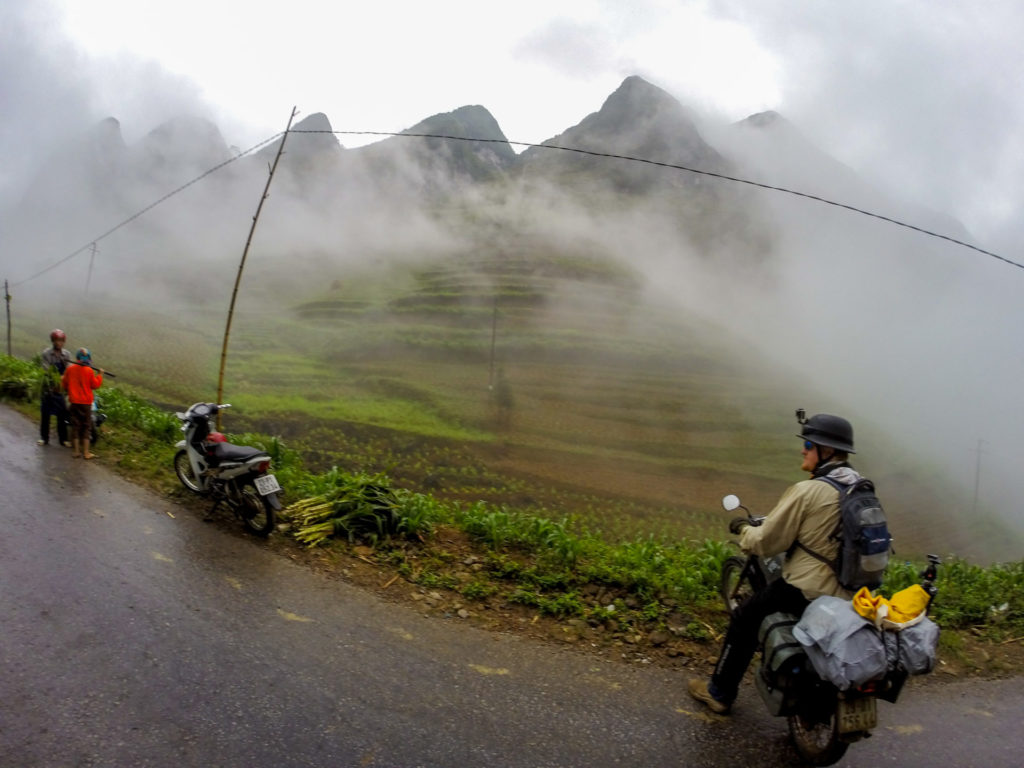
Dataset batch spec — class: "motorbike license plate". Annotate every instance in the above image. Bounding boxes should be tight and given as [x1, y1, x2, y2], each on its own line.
[253, 474, 281, 496]
[837, 696, 877, 734]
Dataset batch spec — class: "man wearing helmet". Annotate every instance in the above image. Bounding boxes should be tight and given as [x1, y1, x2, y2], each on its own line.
[688, 411, 860, 714]
[38, 329, 72, 446]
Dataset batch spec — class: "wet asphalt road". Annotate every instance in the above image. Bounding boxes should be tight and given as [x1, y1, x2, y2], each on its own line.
[1, 404, 1022, 768]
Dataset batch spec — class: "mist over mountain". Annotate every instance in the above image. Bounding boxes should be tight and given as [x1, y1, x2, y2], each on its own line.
[521, 75, 726, 193]
[4, 75, 1021, 560]
[711, 110, 972, 242]
[134, 115, 234, 185]
[9, 74, 951, 286]
[6, 76, 740, 251]
[257, 112, 343, 173]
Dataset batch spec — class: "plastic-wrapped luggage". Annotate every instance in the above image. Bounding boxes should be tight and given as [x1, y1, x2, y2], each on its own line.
[793, 596, 888, 690]
[794, 595, 940, 689]
[883, 616, 940, 675]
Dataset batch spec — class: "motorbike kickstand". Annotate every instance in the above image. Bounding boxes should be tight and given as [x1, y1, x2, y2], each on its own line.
[205, 498, 223, 521]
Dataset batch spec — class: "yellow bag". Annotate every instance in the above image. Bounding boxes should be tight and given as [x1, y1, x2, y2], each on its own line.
[852, 587, 886, 622]
[851, 585, 929, 630]
[885, 584, 930, 626]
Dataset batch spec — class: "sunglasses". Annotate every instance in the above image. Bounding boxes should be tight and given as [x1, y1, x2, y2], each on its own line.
[803, 440, 816, 451]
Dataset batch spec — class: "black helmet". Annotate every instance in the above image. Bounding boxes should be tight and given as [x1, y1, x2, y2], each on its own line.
[797, 412, 855, 454]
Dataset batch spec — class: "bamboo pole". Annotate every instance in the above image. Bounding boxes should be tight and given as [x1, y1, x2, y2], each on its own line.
[216, 107, 297, 430]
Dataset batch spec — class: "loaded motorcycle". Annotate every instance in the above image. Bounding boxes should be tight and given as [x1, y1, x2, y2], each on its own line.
[173, 402, 281, 536]
[719, 494, 940, 766]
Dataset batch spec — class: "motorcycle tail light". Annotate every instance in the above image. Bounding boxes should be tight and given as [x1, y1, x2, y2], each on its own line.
[257, 460, 271, 472]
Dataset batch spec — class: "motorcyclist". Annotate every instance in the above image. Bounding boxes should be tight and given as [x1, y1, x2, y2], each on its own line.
[688, 412, 859, 714]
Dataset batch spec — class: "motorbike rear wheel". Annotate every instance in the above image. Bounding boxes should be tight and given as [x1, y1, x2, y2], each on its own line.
[238, 480, 275, 537]
[788, 706, 849, 766]
[174, 449, 203, 494]
[719, 556, 754, 615]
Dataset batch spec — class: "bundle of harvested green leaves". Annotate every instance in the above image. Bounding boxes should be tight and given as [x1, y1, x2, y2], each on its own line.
[286, 476, 404, 547]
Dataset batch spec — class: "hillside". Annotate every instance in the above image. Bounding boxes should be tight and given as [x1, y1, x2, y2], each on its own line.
[3, 75, 1020, 565]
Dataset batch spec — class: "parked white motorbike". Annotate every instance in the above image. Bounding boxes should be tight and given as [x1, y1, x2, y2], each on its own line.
[173, 402, 281, 536]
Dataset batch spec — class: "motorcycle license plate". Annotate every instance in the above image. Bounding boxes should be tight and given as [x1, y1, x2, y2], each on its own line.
[837, 696, 877, 734]
[253, 474, 281, 496]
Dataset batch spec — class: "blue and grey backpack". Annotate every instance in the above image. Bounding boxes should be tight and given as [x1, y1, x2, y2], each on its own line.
[800, 476, 892, 591]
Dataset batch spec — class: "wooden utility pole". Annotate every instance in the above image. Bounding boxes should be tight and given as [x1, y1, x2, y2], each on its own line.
[488, 297, 498, 390]
[85, 243, 97, 295]
[216, 107, 297, 429]
[4, 279, 11, 357]
[972, 438, 986, 516]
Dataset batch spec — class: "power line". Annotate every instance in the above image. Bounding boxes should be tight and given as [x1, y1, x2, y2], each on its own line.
[308, 129, 1024, 272]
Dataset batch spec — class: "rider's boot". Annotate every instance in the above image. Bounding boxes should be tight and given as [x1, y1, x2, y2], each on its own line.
[688, 678, 732, 714]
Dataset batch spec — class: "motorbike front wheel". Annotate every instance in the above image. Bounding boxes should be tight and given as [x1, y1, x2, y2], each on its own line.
[719, 556, 754, 616]
[174, 449, 203, 494]
[788, 707, 848, 766]
[238, 480, 276, 537]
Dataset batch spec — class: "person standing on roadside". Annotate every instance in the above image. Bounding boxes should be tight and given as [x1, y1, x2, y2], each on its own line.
[61, 348, 103, 459]
[38, 329, 72, 447]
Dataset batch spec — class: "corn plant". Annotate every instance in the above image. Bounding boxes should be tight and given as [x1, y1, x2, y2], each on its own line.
[0, 355, 42, 401]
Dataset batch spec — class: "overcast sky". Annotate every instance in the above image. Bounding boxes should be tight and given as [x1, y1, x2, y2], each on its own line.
[2, 0, 1023, 252]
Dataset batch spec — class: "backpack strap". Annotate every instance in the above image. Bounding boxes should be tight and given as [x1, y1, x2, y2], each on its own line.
[788, 476, 845, 569]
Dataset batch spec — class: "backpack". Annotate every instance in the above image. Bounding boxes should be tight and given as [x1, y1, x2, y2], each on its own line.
[800, 475, 892, 591]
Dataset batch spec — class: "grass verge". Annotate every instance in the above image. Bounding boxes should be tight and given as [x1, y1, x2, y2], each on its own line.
[4, 352, 1023, 677]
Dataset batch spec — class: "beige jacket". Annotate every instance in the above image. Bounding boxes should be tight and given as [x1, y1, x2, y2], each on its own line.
[739, 466, 859, 600]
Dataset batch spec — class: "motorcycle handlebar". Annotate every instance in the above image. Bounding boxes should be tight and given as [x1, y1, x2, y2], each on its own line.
[176, 403, 231, 421]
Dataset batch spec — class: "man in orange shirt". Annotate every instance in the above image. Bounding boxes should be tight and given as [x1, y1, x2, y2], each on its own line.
[61, 348, 104, 459]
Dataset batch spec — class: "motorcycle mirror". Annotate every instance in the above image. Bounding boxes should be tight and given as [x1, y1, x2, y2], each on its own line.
[722, 494, 741, 512]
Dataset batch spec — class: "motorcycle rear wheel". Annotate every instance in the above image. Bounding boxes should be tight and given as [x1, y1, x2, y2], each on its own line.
[238, 480, 276, 537]
[788, 708, 848, 766]
[174, 449, 203, 494]
[719, 556, 753, 615]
